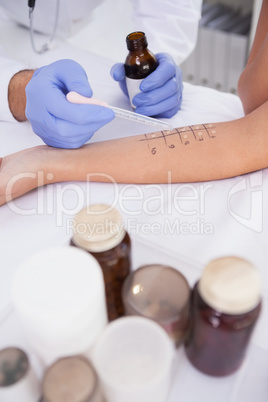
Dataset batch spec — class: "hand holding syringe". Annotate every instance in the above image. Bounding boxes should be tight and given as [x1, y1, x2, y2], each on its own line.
[66, 92, 174, 131]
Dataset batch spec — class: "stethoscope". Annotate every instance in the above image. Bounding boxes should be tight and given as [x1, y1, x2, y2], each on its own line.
[28, 0, 60, 54]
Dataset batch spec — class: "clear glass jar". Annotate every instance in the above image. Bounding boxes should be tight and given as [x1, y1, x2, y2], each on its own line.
[70, 204, 131, 321]
[184, 256, 262, 376]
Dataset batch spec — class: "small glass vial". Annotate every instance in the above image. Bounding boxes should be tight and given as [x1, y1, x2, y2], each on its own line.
[184, 256, 262, 376]
[71, 204, 131, 321]
[42, 355, 104, 402]
[124, 31, 159, 109]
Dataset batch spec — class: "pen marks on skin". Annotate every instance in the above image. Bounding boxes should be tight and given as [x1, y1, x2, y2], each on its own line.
[140, 124, 216, 155]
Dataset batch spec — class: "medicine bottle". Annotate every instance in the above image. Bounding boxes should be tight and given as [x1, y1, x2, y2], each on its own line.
[70, 204, 131, 322]
[124, 31, 159, 109]
[184, 256, 262, 376]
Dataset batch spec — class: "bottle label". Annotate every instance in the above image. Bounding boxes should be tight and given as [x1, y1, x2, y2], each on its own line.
[126, 77, 143, 109]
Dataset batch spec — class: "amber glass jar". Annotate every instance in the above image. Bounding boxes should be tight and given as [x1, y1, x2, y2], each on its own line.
[184, 256, 262, 376]
[70, 204, 131, 322]
[124, 31, 158, 108]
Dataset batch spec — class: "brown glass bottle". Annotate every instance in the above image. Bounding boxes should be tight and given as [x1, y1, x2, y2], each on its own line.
[184, 257, 262, 376]
[124, 31, 158, 108]
[70, 204, 131, 322]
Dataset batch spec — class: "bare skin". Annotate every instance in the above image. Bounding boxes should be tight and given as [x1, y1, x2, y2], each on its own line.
[1, 0, 268, 206]
[8, 70, 35, 121]
[1, 101, 268, 207]
[237, 0, 268, 114]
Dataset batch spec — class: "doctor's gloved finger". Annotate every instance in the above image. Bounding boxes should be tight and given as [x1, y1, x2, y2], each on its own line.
[48, 101, 115, 125]
[140, 53, 178, 91]
[29, 59, 92, 94]
[55, 59, 92, 95]
[118, 80, 128, 97]
[110, 63, 125, 82]
[54, 110, 115, 137]
[135, 93, 181, 118]
[37, 124, 101, 149]
[111, 63, 128, 96]
[53, 59, 93, 97]
[31, 106, 115, 149]
[153, 102, 182, 119]
[133, 77, 179, 107]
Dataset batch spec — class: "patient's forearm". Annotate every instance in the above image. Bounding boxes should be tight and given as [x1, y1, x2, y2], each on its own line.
[51, 102, 268, 185]
[1, 101, 268, 207]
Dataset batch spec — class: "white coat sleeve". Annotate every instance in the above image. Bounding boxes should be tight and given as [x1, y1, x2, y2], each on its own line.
[130, 0, 202, 65]
[0, 57, 27, 122]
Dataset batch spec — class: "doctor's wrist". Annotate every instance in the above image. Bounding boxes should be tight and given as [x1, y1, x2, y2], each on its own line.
[8, 69, 35, 122]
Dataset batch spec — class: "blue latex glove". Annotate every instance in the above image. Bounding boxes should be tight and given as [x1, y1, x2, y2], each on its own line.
[25, 59, 115, 149]
[110, 52, 182, 118]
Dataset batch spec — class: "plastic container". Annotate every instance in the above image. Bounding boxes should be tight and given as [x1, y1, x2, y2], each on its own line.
[184, 256, 262, 376]
[70, 204, 131, 321]
[12, 247, 108, 366]
[92, 316, 174, 402]
[122, 264, 191, 347]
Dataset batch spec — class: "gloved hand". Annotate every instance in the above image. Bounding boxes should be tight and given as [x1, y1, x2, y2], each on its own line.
[110, 52, 182, 118]
[25, 59, 115, 148]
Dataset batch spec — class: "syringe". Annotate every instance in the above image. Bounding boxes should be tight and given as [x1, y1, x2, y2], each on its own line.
[67, 91, 174, 131]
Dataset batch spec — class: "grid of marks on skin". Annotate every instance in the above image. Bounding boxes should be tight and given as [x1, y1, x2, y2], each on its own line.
[140, 124, 217, 155]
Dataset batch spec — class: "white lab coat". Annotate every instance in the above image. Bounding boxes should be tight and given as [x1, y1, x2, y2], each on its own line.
[0, 0, 202, 122]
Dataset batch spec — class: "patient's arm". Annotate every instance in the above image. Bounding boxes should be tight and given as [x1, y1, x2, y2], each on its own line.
[1, 100, 268, 206]
[238, 0, 268, 114]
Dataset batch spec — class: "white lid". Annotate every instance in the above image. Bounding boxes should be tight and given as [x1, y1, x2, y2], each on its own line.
[12, 247, 105, 324]
[72, 204, 126, 252]
[198, 256, 262, 314]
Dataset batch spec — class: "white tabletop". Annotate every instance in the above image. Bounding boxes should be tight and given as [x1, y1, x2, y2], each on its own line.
[1, 15, 268, 402]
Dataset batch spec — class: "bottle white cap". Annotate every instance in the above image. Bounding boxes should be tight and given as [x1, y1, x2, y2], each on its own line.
[72, 204, 126, 252]
[198, 256, 262, 314]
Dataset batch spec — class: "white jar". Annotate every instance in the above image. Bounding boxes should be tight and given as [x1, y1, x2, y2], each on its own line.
[12, 247, 108, 367]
